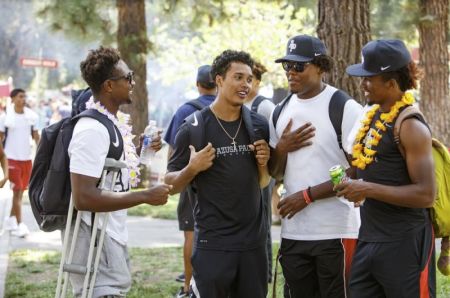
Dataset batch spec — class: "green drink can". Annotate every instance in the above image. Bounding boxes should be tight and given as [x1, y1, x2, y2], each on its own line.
[329, 165, 347, 186]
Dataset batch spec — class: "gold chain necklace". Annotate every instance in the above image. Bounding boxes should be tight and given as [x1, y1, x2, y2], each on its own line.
[210, 105, 243, 151]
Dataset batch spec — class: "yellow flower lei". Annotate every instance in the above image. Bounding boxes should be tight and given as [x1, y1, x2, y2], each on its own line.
[352, 92, 415, 170]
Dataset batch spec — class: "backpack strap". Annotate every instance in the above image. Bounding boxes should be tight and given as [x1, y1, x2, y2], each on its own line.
[184, 110, 205, 151]
[242, 106, 256, 143]
[328, 89, 351, 151]
[251, 95, 268, 113]
[74, 109, 124, 160]
[186, 99, 207, 111]
[272, 93, 294, 128]
[185, 107, 257, 149]
[393, 105, 427, 159]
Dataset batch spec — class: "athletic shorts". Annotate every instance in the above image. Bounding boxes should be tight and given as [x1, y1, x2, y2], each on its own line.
[279, 238, 357, 298]
[177, 189, 194, 231]
[8, 159, 32, 191]
[349, 224, 436, 298]
[190, 246, 268, 298]
[63, 220, 131, 298]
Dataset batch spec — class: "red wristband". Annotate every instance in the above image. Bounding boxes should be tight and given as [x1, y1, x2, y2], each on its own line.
[302, 189, 312, 205]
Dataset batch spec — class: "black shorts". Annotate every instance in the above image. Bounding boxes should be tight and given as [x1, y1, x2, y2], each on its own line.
[190, 246, 268, 298]
[349, 224, 436, 298]
[177, 189, 194, 231]
[279, 238, 356, 298]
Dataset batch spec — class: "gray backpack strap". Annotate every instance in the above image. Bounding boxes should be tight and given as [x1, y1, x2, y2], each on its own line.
[328, 89, 351, 151]
[251, 95, 268, 113]
[393, 105, 427, 158]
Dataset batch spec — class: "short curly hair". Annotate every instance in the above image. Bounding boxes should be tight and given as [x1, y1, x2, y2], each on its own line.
[80, 46, 121, 94]
[310, 55, 333, 73]
[10, 88, 25, 98]
[381, 61, 422, 91]
[252, 61, 267, 81]
[211, 50, 254, 81]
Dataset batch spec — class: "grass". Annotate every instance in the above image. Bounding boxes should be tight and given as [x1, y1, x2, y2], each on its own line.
[5, 245, 285, 298]
[12, 191, 450, 297]
[437, 268, 450, 297]
[6, 244, 450, 297]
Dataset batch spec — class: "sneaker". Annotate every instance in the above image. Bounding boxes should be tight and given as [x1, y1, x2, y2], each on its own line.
[3, 216, 18, 231]
[175, 286, 189, 298]
[11, 222, 29, 238]
[175, 272, 185, 283]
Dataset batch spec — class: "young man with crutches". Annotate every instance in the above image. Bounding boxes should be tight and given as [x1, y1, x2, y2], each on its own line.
[64, 47, 172, 297]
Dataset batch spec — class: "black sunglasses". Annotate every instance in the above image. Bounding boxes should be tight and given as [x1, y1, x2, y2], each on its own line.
[108, 71, 134, 84]
[282, 62, 309, 73]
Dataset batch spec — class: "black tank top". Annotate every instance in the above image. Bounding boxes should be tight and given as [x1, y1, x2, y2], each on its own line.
[357, 108, 429, 242]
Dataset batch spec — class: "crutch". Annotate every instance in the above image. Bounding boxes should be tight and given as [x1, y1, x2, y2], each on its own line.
[55, 158, 127, 298]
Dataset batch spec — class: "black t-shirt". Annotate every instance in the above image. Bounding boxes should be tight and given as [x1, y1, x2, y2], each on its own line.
[357, 110, 430, 242]
[167, 107, 269, 251]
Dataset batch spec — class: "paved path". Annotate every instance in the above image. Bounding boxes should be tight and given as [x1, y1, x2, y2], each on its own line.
[0, 187, 281, 297]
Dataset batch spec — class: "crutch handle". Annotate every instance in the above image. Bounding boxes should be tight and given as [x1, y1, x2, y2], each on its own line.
[63, 264, 87, 275]
[104, 158, 127, 171]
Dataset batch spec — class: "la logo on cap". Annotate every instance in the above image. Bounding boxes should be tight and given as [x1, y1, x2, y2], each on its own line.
[289, 40, 297, 52]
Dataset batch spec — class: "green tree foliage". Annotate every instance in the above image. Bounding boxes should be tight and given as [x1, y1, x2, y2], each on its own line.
[370, 0, 419, 43]
[0, 0, 94, 93]
[151, 0, 317, 90]
[35, 0, 116, 45]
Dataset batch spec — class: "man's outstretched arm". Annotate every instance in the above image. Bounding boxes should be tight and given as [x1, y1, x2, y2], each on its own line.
[71, 173, 171, 212]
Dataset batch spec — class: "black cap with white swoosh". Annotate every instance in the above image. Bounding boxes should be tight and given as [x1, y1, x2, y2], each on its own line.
[275, 35, 328, 63]
[346, 39, 412, 77]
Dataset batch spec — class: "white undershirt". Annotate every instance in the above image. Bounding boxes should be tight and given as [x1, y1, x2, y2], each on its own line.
[0, 109, 37, 160]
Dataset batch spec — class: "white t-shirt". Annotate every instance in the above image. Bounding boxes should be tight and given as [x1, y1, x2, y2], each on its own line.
[244, 96, 275, 122]
[68, 117, 129, 245]
[269, 85, 363, 240]
[345, 104, 373, 154]
[0, 108, 37, 161]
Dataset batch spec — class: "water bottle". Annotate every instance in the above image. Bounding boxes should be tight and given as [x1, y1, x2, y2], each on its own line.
[140, 120, 158, 165]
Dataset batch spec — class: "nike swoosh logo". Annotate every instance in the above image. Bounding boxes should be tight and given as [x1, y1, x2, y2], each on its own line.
[112, 126, 120, 148]
[314, 53, 321, 56]
[380, 65, 391, 71]
[192, 113, 198, 127]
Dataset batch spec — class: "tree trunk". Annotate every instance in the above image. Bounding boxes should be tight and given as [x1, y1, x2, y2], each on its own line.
[116, 0, 149, 141]
[418, 0, 449, 144]
[316, 0, 371, 103]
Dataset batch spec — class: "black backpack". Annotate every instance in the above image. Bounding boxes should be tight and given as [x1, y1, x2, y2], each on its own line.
[28, 109, 124, 232]
[272, 89, 351, 151]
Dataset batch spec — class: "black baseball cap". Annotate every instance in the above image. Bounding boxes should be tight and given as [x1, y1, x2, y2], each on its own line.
[196, 65, 214, 84]
[346, 39, 412, 77]
[275, 35, 327, 63]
